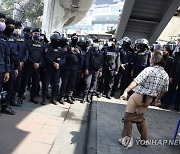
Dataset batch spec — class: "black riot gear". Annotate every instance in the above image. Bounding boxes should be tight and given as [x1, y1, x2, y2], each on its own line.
[50, 33, 61, 48]
[71, 33, 78, 47]
[90, 50, 103, 69]
[152, 42, 161, 51]
[166, 41, 176, 56]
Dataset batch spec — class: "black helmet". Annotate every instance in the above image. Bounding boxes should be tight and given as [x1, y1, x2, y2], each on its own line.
[166, 41, 176, 51]
[50, 33, 61, 40]
[78, 37, 86, 43]
[135, 38, 148, 45]
[152, 42, 161, 50]
[135, 38, 149, 51]
[32, 28, 41, 33]
[109, 37, 117, 43]
[23, 27, 32, 33]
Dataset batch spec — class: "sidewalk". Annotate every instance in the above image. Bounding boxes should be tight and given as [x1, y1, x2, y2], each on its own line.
[87, 96, 180, 154]
[0, 95, 90, 154]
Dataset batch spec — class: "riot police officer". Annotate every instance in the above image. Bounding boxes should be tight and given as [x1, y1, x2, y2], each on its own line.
[41, 33, 65, 105]
[74, 36, 87, 98]
[18, 28, 45, 104]
[132, 38, 150, 78]
[2, 18, 20, 115]
[162, 43, 179, 111]
[112, 37, 134, 96]
[23, 26, 32, 41]
[0, 12, 10, 113]
[81, 38, 103, 103]
[58, 33, 81, 104]
[101, 38, 120, 99]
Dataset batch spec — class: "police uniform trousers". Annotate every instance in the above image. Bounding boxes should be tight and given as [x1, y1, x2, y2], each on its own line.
[3, 70, 15, 105]
[42, 68, 60, 100]
[73, 71, 83, 97]
[163, 75, 180, 108]
[103, 66, 115, 96]
[18, 65, 40, 99]
[59, 70, 77, 98]
[0, 73, 4, 92]
[11, 69, 23, 101]
[83, 70, 99, 95]
[120, 65, 132, 94]
[133, 66, 145, 79]
[112, 69, 122, 95]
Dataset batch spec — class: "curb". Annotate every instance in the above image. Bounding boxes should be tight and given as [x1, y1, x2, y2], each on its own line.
[86, 100, 97, 154]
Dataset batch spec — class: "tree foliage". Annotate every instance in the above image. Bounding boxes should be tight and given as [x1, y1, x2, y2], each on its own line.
[0, 0, 14, 17]
[0, 0, 44, 27]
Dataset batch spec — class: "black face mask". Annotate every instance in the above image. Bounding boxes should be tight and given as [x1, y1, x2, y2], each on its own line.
[3, 26, 14, 36]
[59, 40, 67, 48]
[51, 39, 59, 48]
[71, 38, 78, 47]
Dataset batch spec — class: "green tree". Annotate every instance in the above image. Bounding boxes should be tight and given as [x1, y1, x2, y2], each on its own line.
[0, 0, 14, 17]
[24, 0, 43, 27]
[0, 0, 44, 27]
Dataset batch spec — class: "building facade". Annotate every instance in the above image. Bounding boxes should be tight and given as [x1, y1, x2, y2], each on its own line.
[65, 0, 125, 35]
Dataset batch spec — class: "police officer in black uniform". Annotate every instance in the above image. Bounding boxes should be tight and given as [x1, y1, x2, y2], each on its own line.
[151, 42, 161, 51]
[2, 18, 20, 115]
[101, 38, 120, 99]
[81, 38, 103, 103]
[58, 33, 81, 104]
[132, 38, 150, 78]
[11, 21, 28, 106]
[162, 42, 179, 110]
[0, 12, 10, 113]
[73, 36, 87, 98]
[41, 33, 65, 105]
[18, 28, 44, 104]
[23, 27, 32, 41]
[112, 37, 134, 96]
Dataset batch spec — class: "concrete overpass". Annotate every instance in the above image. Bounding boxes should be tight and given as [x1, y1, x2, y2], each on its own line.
[115, 0, 180, 44]
[42, 0, 94, 38]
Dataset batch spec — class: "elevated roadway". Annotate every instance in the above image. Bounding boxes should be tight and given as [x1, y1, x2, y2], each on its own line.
[115, 0, 180, 44]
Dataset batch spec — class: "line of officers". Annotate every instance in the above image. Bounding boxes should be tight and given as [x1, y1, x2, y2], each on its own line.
[1, 12, 180, 115]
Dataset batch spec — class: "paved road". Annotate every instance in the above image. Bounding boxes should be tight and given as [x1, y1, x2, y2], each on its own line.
[87, 96, 180, 154]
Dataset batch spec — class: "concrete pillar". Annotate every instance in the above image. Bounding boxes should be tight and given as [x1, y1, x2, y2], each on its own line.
[42, 0, 70, 38]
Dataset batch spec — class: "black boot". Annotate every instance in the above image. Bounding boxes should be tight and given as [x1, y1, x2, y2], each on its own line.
[41, 98, 47, 105]
[81, 95, 87, 104]
[11, 100, 22, 107]
[87, 93, 93, 103]
[1, 105, 15, 115]
[17, 97, 23, 105]
[50, 98, 57, 105]
[30, 97, 39, 104]
[106, 94, 111, 99]
[58, 97, 65, 105]
[71, 96, 76, 101]
[67, 96, 74, 104]
[174, 106, 180, 112]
